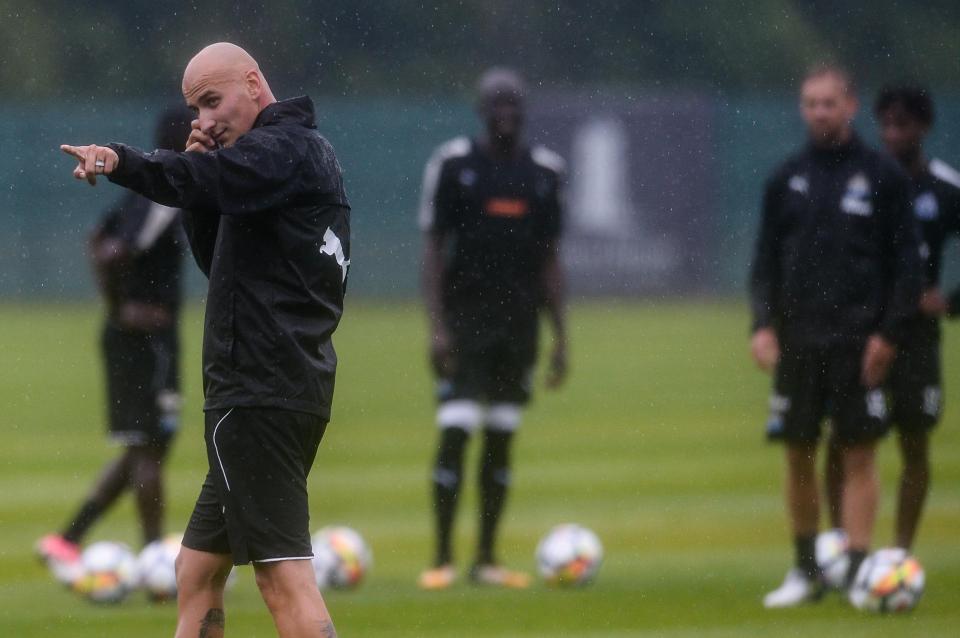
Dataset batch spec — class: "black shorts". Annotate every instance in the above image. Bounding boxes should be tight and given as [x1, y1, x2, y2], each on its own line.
[440, 332, 537, 405]
[766, 343, 889, 445]
[102, 323, 179, 448]
[887, 330, 942, 432]
[182, 407, 327, 565]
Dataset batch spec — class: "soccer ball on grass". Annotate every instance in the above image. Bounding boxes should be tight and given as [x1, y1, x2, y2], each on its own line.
[815, 528, 850, 590]
[535, 523, 603, 587]
[136, 534, 182, 602]
[310, 526, 372, 590]
[73, 541, 138, 604]
[849, 547, 925, 613]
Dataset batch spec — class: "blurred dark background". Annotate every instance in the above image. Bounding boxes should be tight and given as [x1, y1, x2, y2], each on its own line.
[2, 0, 959, 298]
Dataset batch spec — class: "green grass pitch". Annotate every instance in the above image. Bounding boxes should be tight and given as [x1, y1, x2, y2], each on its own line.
[0, 301, 957, 636]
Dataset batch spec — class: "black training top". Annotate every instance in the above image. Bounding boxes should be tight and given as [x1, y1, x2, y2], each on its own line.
[419, 137, 564, 342]
[750, 133, 922, 348]
[913, 159, 960, 311]
[108, 96, 351, 419]
[94, 191, 183, 313]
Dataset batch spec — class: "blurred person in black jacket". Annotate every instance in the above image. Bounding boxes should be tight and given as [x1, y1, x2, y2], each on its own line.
[62, 43, 349, 638]
[37, 105, 191, 589]
[749, 64, 922, 608]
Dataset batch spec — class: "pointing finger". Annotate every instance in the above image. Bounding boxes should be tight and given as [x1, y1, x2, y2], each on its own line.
[61, 144, 86, 161]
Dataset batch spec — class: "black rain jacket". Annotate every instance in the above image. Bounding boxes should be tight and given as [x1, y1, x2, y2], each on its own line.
[750, 134, 922, 349]
[108, 96, 350, 418]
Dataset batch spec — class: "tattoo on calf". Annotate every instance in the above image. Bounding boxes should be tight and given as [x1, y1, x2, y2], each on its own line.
[320, 620, 338, 637]
[199, 608, 225, 638]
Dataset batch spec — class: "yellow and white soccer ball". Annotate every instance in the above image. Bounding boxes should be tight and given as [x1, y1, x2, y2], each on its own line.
[136, 534, 182, 602]
[310, 526, 372, 590]
[815, 528, 850, 590]
[73, 541, 139, 604]
[536, 523, 603, 587]
[849, 547, 925, 613]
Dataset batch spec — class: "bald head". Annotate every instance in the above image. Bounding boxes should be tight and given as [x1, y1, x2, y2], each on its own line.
[181, 42, 276, 148]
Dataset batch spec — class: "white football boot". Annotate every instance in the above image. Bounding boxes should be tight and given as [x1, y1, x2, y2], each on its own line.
[763, 568, 824, 608]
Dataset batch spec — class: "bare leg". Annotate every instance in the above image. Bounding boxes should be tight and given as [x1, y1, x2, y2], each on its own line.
[786, 443, 819, 537]
[823, 432, 845, 529]
[841, 442, 878, 551]
[174, 546, 232, 638]
[129, 444, 168, 545]
[254, 559, 336, 638]
[895, 431, 930, 550]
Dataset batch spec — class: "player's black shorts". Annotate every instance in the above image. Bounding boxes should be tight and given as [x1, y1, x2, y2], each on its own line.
[102, 323, 179, 448]
[182, 407, 327, 566]
[887, 328, 942, 432]
[440, 329, 537, 405]
[765, 343, 889, 444]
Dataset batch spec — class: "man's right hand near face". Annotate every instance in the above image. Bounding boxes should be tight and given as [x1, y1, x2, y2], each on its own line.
[185, 119, 218, 153]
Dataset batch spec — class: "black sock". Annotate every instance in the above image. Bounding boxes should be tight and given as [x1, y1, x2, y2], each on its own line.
[846, 549, 868, 588]
[432, 427, 469, 566]
[794, 534, 819, 580]
[62, 501, 104, 544]
[62, 452, 134, 544]
[477, 429, 514, 566]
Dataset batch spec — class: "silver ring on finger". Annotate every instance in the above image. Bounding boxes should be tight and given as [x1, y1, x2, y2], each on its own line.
[94, 159, 106, 171]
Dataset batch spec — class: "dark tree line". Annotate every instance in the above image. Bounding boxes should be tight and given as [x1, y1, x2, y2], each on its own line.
[2, 0, 958, 100]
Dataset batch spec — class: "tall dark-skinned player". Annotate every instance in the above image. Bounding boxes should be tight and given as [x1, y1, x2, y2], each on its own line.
[417, 68, 567, 590]
[825, 86, 960, 552]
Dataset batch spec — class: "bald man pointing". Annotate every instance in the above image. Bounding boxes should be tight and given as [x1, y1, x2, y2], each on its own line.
[62, 43, 348, 638]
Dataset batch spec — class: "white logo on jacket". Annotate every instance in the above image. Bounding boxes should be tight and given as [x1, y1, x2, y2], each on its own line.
[320, 228, 350, 283]
[788, 175, 809, 195]
[914, 191, 939, 220]
[841, 173, 873, 217]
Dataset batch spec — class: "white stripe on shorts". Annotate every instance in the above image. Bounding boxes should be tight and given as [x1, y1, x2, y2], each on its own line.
[252, 555, 314, 563]
[212, 408, 235, 492]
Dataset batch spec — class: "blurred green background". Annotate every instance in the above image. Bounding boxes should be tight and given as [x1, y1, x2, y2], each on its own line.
[3, 1, 960, 299]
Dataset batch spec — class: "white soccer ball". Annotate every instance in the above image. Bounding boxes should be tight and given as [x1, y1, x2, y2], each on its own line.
[74, 541, 139, 604]
[137, 534, 182, 602]
[536, 523, 603, 587]
[815, 528, 850, 590]
[849, 547, 925, 613]
[310, 526, 372, 590]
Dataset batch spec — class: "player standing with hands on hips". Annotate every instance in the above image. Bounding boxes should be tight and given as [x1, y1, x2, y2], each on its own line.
[417, 68, 568, 590]
[61, 42, 349, 638]
[749, 64, 922, 608]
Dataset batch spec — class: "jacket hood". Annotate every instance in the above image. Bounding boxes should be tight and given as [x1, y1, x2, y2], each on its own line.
[254, 96, 317, 130]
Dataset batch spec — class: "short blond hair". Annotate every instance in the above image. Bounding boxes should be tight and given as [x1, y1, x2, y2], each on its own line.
[803, 63, 856, 95]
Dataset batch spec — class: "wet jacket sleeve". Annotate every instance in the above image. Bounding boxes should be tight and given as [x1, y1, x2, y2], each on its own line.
[877, 169, 923, 343]
[749, 176, 782, 333]
[107, 128, 311, 216]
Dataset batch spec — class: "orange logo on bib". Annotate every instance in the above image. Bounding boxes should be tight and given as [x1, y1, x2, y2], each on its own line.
[485, 198, 529, 218]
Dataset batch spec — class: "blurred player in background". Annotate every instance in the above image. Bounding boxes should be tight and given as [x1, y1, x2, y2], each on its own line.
[417, 68, 568, 590]
[37, 105, 192, 578]
[824, 86, 960, 551]
[749, 65, 922, 608]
